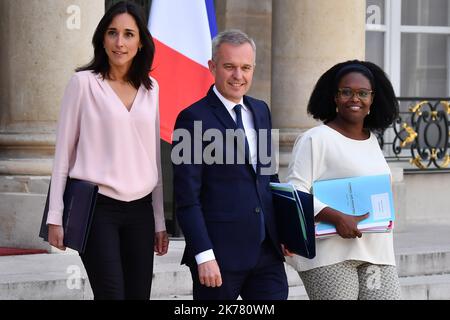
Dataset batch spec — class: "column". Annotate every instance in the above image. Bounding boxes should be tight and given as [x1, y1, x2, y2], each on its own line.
[215, 0, 272, 104]
[271, 0, 366, 178]
[0, 0, 104, 249]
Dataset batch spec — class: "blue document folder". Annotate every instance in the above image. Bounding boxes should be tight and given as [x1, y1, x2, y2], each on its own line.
[270, 183, 315, 259]
[313, 174, 395, 236]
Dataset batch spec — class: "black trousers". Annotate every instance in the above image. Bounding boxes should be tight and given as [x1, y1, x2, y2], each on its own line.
[80, 193, 155, 300]
[190, 238, 288, 300]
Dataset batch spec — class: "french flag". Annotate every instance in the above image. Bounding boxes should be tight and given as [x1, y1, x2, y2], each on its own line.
[148, 0, 218, 143]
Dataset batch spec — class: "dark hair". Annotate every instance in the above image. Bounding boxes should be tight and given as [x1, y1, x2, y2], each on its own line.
[307, 59, 399, 131]
[76, 1, 154, 90]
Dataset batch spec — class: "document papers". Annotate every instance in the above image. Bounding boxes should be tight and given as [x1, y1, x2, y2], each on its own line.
[270, 183, 315, 259]
[313, 174, 395, 238]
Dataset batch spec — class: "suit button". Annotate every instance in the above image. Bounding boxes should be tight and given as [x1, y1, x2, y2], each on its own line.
[255, 207, 261, 213]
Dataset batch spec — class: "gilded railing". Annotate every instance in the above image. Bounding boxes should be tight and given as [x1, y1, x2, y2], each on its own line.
[378, 98, 450, 170]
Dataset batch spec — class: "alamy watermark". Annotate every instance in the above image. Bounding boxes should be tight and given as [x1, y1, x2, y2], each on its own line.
[365, 264, 382, 290]
[171, 123, 279, 176]
[66, 5, 81, 30]
[367, 4, 382, 25]
[65, 4, 383, 31]
[66, 265, 82, 290]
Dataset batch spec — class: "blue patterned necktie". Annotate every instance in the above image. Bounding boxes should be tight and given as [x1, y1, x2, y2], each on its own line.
[234, 104, 265, 243]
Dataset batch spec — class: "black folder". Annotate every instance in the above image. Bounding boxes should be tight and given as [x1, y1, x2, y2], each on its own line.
[39, 178, 98, 254]
[271, 184, 316, 259]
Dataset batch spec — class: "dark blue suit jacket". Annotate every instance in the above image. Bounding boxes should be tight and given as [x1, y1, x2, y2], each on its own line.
[172, 86, 283, 272]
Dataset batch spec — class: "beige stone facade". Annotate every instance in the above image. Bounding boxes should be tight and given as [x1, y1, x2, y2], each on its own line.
[1, 0, 418, 247]
[0, 0, 104, 248]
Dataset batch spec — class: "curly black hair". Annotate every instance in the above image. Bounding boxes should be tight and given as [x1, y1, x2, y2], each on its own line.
[307, 59, 399, 132]
[76, 1, 155, 90]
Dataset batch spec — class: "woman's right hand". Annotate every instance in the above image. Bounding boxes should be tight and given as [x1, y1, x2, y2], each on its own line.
[334, 212, 369, 239]
[48, 224, 66, 251]
[316, 207, 369, 239]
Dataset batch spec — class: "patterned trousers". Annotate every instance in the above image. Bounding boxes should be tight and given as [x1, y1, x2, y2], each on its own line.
[299, 260, 402, 300]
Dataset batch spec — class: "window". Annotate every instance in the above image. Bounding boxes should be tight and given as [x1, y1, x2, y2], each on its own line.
[366, 1, 450, 168]
[366, 0, 450, 97]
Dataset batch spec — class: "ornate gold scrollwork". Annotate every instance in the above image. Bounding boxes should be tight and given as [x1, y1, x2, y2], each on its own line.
[440, 101, 450, 114]
[409, 101, 428, 115]
[410, 156, 426, 169]
[431, 111, 438, 120]
[430, 148, 437, 160]
[440, 101, 450, 169]
[390, 99, 450, 170]
[400, 123, 418, 147]
[441, 154, 450, 168]
[430, 149, 450, 168]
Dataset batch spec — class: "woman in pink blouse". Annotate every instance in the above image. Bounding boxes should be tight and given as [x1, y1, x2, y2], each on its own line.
[47, 1, 169, 300]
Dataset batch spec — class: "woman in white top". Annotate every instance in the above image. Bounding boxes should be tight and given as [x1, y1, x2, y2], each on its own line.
[47, 1, 168, 299]
[285, 60, 401, 300]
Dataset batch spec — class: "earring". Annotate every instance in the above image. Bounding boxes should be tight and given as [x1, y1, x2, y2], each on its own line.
[368, 110, 371, 115]
[336, 107, 339, 113]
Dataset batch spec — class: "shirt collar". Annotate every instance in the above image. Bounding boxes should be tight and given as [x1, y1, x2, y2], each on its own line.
[213, 85, 248, 113]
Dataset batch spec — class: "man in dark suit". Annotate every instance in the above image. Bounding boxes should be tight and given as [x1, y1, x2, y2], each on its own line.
[172, 29, 288, 300]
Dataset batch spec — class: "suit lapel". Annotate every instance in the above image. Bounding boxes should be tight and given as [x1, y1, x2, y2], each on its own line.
[206, 87, 237, 130]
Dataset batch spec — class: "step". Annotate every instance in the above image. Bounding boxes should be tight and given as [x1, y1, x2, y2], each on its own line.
[2, 223, 450, 300]
[153, 286, 308, 300]
[3, 252, 450, 300]
[151, 240, 303, 297]
[396, 251, 450, 277]
[151, 263, 304, 298]
[393, 223, 450, 277]
[286, 285, 308, 300]
[151, 232, 450, 294]
[400, 274, 450, 300]
[0, 175, 50, 193]
[0, 159, 52, 176]
[0, 254, 92, 300]
[154, 276, 450, 300]
[152, 276, 450, 301]
[152, 263, 192, 297]
[0, 192, 49, 250]
[287, 275, 450, 300]
[3, 255, 450, 300]
[0, 251, 309, 300]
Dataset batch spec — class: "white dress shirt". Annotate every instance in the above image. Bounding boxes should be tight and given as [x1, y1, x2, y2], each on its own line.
[213, 86, 257, 170]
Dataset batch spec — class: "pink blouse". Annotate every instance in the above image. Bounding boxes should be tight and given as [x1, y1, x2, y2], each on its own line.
[47, 71, 166, 232]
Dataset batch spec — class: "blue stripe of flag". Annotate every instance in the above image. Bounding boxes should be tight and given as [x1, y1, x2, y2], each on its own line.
[205, 0, 218, 39]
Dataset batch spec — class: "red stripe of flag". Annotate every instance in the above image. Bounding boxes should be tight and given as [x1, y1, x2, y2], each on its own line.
[152, 39, 214, 143]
